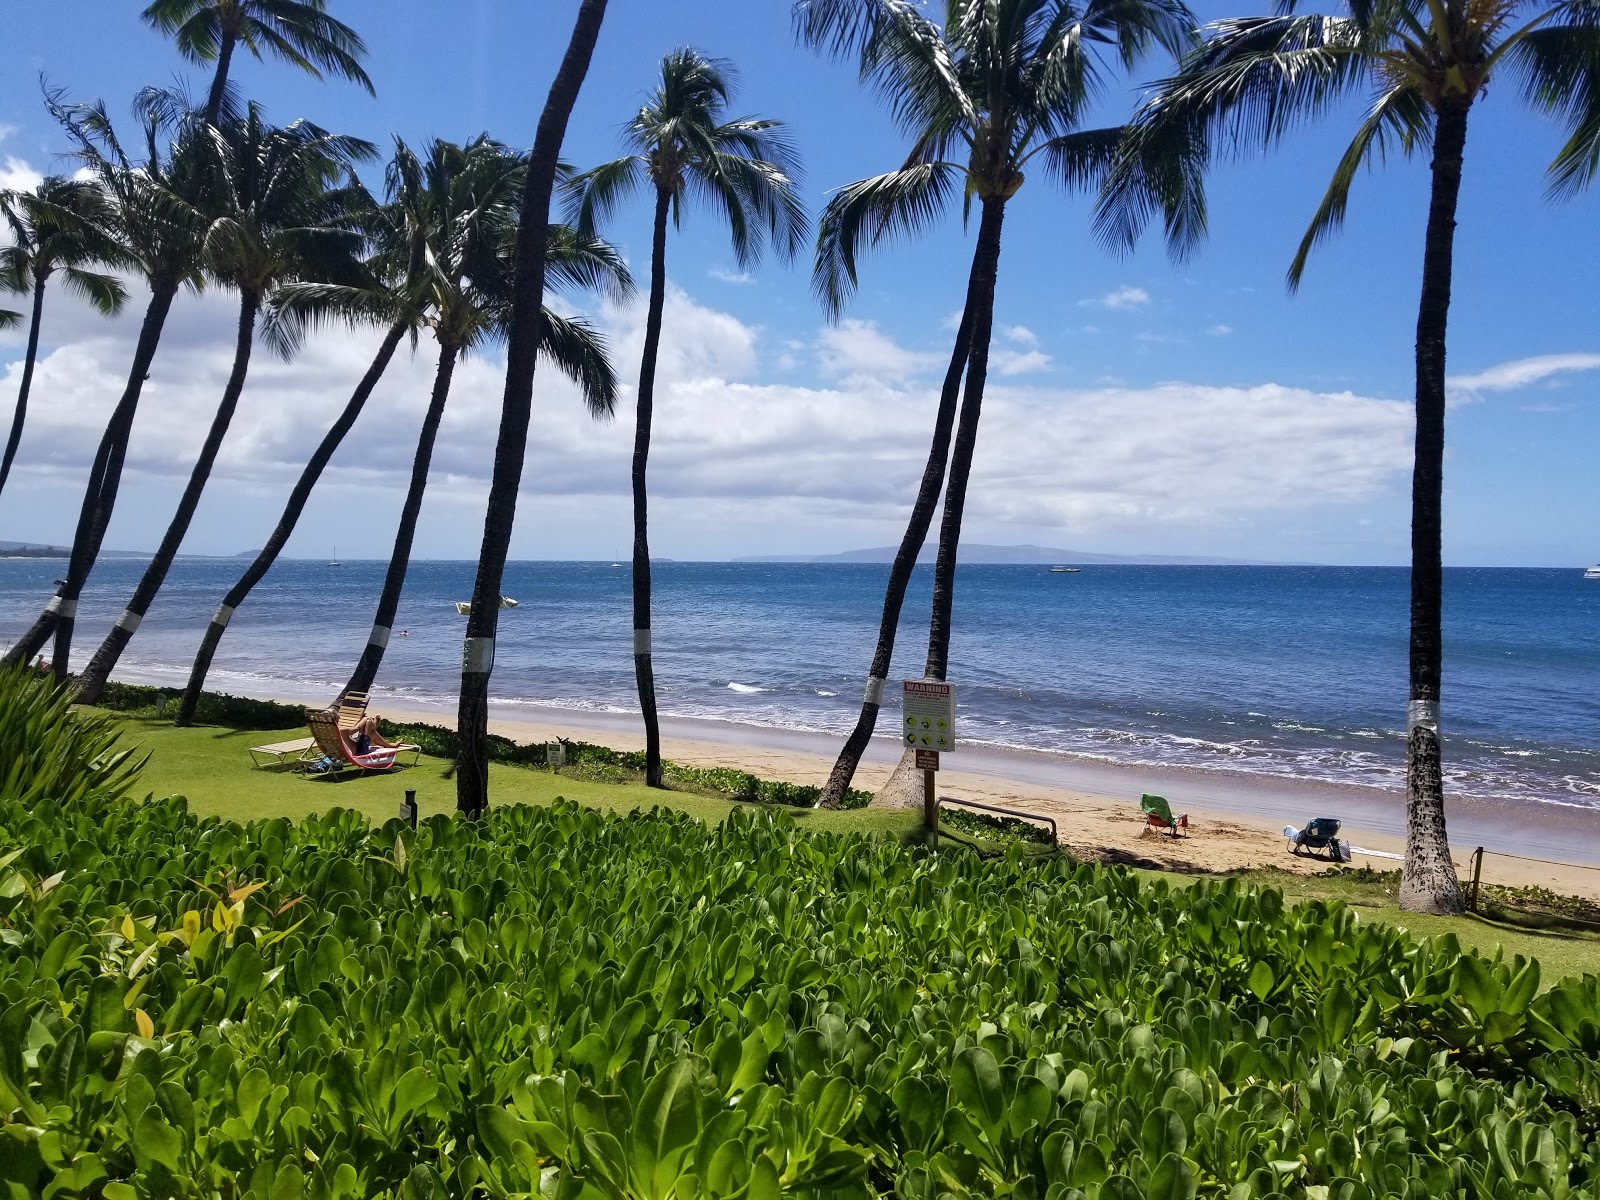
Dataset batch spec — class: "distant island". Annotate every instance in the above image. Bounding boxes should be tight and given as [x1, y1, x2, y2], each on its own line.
[736, 542, 1281, 566]
[0, 541, 69, 558]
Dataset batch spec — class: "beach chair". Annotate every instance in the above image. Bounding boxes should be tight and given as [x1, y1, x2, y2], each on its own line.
[1287, 817, 1345, 863]
[336, 690, 370, 731]
[305, 709, 419, 775]
[1140, 793, 1188, 837]
[247, 736, 317, 770]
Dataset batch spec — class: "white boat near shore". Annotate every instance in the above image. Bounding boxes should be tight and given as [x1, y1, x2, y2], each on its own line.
[453, 597, 519, 614]
[1585, 565, 1600, 580]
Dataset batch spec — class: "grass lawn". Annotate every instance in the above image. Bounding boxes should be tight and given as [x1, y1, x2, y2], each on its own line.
[110, 714, 1600, 982]
[111, 716, 919, 837]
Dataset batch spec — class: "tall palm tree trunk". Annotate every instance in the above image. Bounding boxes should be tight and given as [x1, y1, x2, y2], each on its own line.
[457, 0, 609, 816]
[632, 188, 671, 788]
[343, 342, 459, 697]
[0, 270, 49, 505]
[874, 198, 1008, 808]
[176, 319, 407, 724]
[815, 295, 977, 808]
[204, 34, 238, 126]
[926, 197, 1006, 680]
[3, 280, 179, 676]
[1399, 99, 1469, 916]
[76, 290, 261, 704]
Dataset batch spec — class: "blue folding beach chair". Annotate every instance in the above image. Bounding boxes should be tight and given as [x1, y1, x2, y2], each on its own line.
[1288, 817, 1345, 863]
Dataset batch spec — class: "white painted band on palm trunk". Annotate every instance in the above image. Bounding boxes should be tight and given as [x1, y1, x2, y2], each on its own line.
[463, 637, 495, 673]
[864, 675, 885, 705]
[368, 625, 390, 649]
[1407, 700, 1439, 733]
[213, 604, 235, 627]
[633, 629, 651, 655]
[46, 597, 76, 618]
[115, 610, 142, 634]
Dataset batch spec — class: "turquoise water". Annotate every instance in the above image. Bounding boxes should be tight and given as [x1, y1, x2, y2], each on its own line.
[3, 559, 1596, 810]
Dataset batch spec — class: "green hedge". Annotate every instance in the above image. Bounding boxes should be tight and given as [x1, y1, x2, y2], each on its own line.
[92, 683, 875, 810]
[2, 790, 1599, 1198]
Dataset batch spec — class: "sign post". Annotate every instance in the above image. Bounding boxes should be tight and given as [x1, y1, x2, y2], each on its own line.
[904, 680, 956, 844]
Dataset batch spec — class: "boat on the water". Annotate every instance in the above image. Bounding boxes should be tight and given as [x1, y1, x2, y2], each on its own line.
[1585, 565, 1600, 580]
[1048, 565, 1081, 573]
[453, 597, 520, 615]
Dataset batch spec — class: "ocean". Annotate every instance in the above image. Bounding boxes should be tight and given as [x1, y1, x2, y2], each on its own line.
[3, 558, 1596, 812]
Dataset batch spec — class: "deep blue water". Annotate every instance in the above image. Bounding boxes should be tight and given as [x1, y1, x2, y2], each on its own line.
[3, 558, 1597, 810]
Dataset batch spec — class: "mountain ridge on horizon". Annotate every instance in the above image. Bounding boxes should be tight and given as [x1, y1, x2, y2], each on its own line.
[735, 542, 1288, 566]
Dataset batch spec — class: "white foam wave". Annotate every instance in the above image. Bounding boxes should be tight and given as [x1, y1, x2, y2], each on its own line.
[727, 682, 769, 694]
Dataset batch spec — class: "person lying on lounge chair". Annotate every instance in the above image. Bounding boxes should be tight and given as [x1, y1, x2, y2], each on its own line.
[347, 712, 398, 756]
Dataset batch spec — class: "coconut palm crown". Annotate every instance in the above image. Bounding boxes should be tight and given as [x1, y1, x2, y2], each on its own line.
[0, 177, 131, 504]
[799, 0, 1194, 315]
[566, 48, 808, 267]
[141, 0, 373, 122]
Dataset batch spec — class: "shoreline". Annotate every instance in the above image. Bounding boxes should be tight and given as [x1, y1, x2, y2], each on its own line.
[102, 665, 1600, 897]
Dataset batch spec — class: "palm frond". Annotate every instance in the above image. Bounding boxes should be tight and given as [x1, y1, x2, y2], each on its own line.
[814, 162, 961, 317]
[0, 309, 21, 332]
[1287, 82, 1429, 287]
[1503, 14, 1600, 195]
[58, 267, 129, 316]
[544, 223, 635, 303]
[564, 156, 646, 239]
[538, 310, 618, 419]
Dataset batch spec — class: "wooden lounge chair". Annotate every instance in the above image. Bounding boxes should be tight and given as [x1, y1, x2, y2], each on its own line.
[305, 709, 419, 775]
[336, 690, 370, 731]
[247, 736, 317, 769]
[1287, 817, 1346, 862]
[1141, 793, 1188, 837]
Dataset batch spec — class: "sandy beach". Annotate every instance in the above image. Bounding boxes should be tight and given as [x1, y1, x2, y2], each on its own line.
[348, 693, 1600, 902]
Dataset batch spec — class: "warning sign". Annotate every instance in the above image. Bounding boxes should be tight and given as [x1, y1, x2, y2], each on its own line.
[903, 679, 955, 751]
[915, 749, 940, 771]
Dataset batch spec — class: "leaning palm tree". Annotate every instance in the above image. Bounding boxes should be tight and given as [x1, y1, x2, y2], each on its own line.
[74, 106, 374, 705]
[1, 94, 209, 681]
[172, 137, 629, 722]
[795, 0, 1192, 807]
[568, 47, 806, 788]
[457, 0, 611, 816]
[1095, 0, 1600, 915]
[0, 178, 129, 510]
[327, 139, 628, 701]
[141, 0, 373, 125]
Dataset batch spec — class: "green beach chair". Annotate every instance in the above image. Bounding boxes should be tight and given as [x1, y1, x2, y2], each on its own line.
[1140, 793, 1188, 837]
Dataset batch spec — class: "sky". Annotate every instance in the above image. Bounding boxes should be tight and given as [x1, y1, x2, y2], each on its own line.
[0, 1, 1596, 566]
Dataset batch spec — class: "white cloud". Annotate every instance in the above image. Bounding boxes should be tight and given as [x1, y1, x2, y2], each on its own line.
[1, 277, 1415, 551]
[990, 348, 1051, 376]
[1207, 324, 1233, 337]
[814, 318, 943, 383]
[707, 265, 754, 285]
[1081, 285, 1150, 311]
[1449, 352, 1600, 396]
[1003, 325, 1038, 347]
[0, 156, 43, 203]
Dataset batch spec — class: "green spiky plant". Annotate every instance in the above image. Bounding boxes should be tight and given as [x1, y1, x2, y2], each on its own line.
[794, 0, 1193, 807]
[1096, 0, 1600, 914]
[568, 47, 807, 789]
[0, 666, 145, 805]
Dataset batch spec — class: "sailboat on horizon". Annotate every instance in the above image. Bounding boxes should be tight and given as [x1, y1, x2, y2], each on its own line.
[328, 545, 340, 567]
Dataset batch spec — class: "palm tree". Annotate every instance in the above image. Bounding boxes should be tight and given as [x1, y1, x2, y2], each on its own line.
[1, 95, 209, 681]
[0, 179, 130, 510]
[457, 0, 611, 817]
[568, 48, 806, 788]
[74, 106, 374, 705]
[172, 137, 629, 721]
[141, 0, 373, 125]
[1096, 0, 1600, 915]
[328, 139, 628, 701]
[795, 0, 1192, 807]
